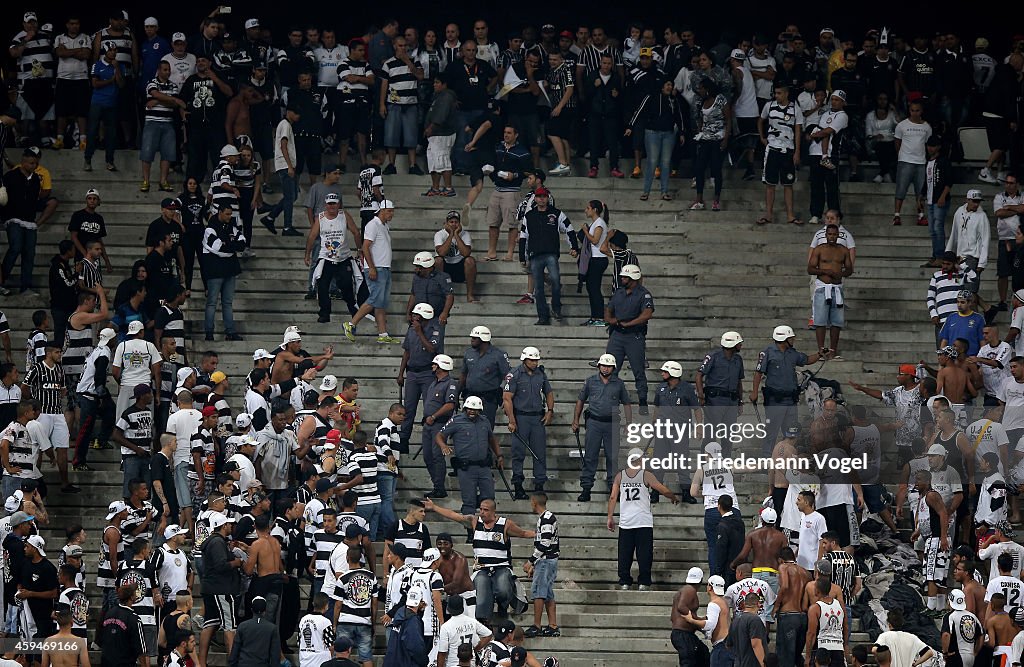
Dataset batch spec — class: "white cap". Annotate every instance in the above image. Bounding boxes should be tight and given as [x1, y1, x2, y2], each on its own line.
[464, 396, 484, 410]
[619, 264, 642, 280]
[470, 325, 492, 341]
[252, 348, 275, 361]
[660, 361, 683, 378]
[283, 330, 302, 344]
[927, 444, 948, 457]
[4, 490, 24, 513]
[708, 575, 726, 595]
[967, 189, 983, 200]
[760, 507, 778, 524]
[685, 567, 704, 584]
[432, 354, 454, 371]
[127, 320, 144, 335]
[239, 435, 259, 450]
[772, 325, 795, 342]
[320, 375, 338, 392]
[378, 199, 396, 210]
[27, 535, 46, 557]
[164, 524, 188, 539]
[412, 303, 435, 320]
[244, 18, 260, 30]
[597, 353, 617, 367]
[177, 367, 195, 384]
[421, 548, 441, 565]
[209, 512, 235, 530]
[720, 331, 743, 348]
[413, 251, 436, 267]
[23, 12, 37, 22]
[948, 589, 967, 611]
[705, 442, 722, 455]
[627, 447, 645, 465]
[729, 48, 746, 60]
[172, 32, 187, 43]
[406, 587, 424, 607]
[144, 17, 159, 27]
[86, 188, 101, 199]
[520, 346, 541, 361]
[98, 327, 117, 344]
[235, 413, 253, 428]
[106, 500, 128, 520]
[220, 145, 240, 158]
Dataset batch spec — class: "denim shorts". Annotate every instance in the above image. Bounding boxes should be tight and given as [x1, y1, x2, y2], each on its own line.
[365, 267, 392, 309]
[812, 286, 845, 328]
[173, 461, 191, 509]
[383, 104, 418, 149]
[895, 161, 926, 200]
[140, 121, 176, 162]
[337, 623, 373, 661]
[531, 558, 558, 600]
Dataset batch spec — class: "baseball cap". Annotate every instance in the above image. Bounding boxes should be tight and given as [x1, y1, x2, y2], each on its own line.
[898, 363, 917, 376]
[534, 186, 550, 196]
[997, 520, 1016, 538]
[172, 32, 186, 43]
[406, 587, 424, 607]
[10, 510, 34, 526]
[685, 567, 704, 584]
[4, 491, 24, 513]
[144, 17, 159, 27]
[708, 575, 726, 595]
[324, 193, 340, 204]
[967, 189, 983, 200]
[446, 209, 461, 221]
[209, 512, 235, 530]
[927, 444, 948, 456]
[245, 19, 260, 30]
[976, 37, 990, 50]
[252, 348, 275, 362]
[63, 544, 84, 558]
[831, 89, 847, 102]
[23, 146, 41, 158]
[86, 188, 101, 199]
[619, 264, 642, 280]
[133, 384, 152, 398]
[105, 500, 128, 520]
[421, 548, 441, 565]
[705, 442, 722, 456]
[210, 371, 227, 384]
[639, 47, 654, 57]
[926, 135, 943, 147]
[164, 524, 188, 539]
[236, 413, 253, 428]
[729, 48, 746, 60]
[223, 460, 241, 472]
[334, 636, 353, 653]
[27, 535, 46, 557]
[127, 320, 144, 335]
[345, 523, 367, 539]
[559, 30, 573, 39]
[23, 12, 38, 22]
[541, 24, 555, 32]
[760, 507, 778, 524]
[948, 589, 967, 611]
[820, 27, 835, 35]
[315, 478, 334, 493]
[378, 199, 396, 210]
[161, 197, 181, 210]
[320, 375, 338, 392]
[284, 330, 302, 344]
[201, 405, 218, 418]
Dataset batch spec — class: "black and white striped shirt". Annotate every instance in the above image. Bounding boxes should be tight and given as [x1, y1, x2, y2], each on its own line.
[336, 512, 368, 541]
[234, 160, 261, 190]
[25, 327, 46, 373]
[311, 528, 344, 578]
[10, 31, 55, 81]
[120, 499, 157, 549]
[24, 360, 65, 414]
[498, 48, 525, 72]
[78, 258, 102, 290]
[381, 56, 421, 105]
[62, 320, 94, 378]
[336, 58, 372, 102]
[144, 78, 179, 123]
[115, 558, 157, 626]
[97, 524, 124, 588]
[1, 422, 43, 480]
[473, 516, 511, 568]
[546, 62, 576, 110]
[530, 510, 559, 562]
[154, 305, 185, 358]
[374, 418, 400, 475]
[116, 404, 153, 457]
[336, 567, 379, 625]
[823, 549, 858, 601]
[577, 44, 622, 77]
[386, 519, 430, 567]
[95, 28, 135, 76]
[346, 450, 380, 504]
[210, 160, 237, 209]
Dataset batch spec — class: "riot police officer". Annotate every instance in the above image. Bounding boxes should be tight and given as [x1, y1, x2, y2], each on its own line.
[605, 264, 655, 414]
[696, 331, 745, 456]
[651, 360, 701, 503]
[436, 396, 503, 517]
[460, 326, 511, 427]
[397, 303, 445, 446]
[750, 325, 821, 455]
[408, 251, 455, 325]
[501, 346, 554, 498]
[423, 354, 460, 498]
[573, 353, 633, 502]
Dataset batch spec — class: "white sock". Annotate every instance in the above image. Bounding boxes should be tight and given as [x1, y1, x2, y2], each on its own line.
[926, 596, 936, 610]
[934, 595, 945, 612]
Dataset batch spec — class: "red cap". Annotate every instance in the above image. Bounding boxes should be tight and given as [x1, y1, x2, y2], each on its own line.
[534, 186, 550, 196]
[898, 364, 917, 376]
[559, 30, 573, 39]
[326, 429, 342, 443]
[201, 406, 218, 417]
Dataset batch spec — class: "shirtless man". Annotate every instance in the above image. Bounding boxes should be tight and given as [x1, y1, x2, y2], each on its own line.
[954, 559, 987, 622]
[933, 347, 975, 405]
[730, 507, 787, 603]
[225, 86, 256, 146]
[43, 604, 90, 667]
[269, 331, 333, 385]
[671, 567, 709, 667]
[436, 533, 475, 617]
[769, 427, 799, 514]
[986, 592, 1017, 666]
[776, 546, 811, 667]
[243, 513, 287, 640]
[682, 575, 731, 667]
[951, 338, 984, 399]
[807, 223, 853, 359]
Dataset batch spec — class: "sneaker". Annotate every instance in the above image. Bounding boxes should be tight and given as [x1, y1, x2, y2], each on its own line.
[535, 319, 551, 325]
[670, 169, 679, 178]
[383, 164, 397, 175]
[422, 188, 441, 197]
[630, 166, 641, 178]
[742, 169, 756, 181]
[61, 484, 81, 494]
[52, 137, 64, 150]
[882, 174, 893, 183]
[580, 319, 594, 326]
[892, 213, 901, 226]
[105, 163, 117, 172]
[618, 584, 630, 590]
[261, 183, 274, 194]
[343, 322, 356, 342]
[377, 333, 401, 344]
[711, 200, 721, 212]
[588, 167, 598, 178]
[425, 489, 448, 498]
[588, 319, 607, 327]
[848, 171, 863, 182]
[638, 403, 649, 416]
[516, 293, 535, 304]
[365, 313, 375, 323]
[689, 201, 705, 210]
[872, 174, 884, 184]
[524, 625, 542, 638]
[83, 159, 92, 172]
[979, 168, 999, 184]
[260, 215, 279, 234]
[239, 248, 255, 258]
[916, 213, 928, 226]
[808, 216, 819, 225]
[205, 333, 215, 341]
[19, 289, 39, 298]
[409, 164, 425, 176]
[304, 292, 316, 300]
[999, 301, 1009, 312]
[542, 626, 561, 637]
[549, 163, 570, 176]
[610, 168, 625, 178]
[282, 227, 303, 237]
[139, 180, 150, 192]
[552, 310, 563, 321]
[638, 585, 651, 591]
[577, 491, 592, 502]
[159, 181, 174, 192]
[317, 316, 330, 323]
[0, 286, 9, 296]
[442, 188, 457, 197]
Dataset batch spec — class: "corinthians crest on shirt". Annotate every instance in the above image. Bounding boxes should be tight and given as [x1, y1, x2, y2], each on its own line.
[70, 592, 88, 626]
[344, 572, 374, 604]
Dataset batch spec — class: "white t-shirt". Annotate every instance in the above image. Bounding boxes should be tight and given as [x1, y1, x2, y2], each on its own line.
[274, 119, 297, 172]
[297, 612, 334, 667]
[874, 630, 932, 667]
[587, 217, 608, 258]
[979, 540, 1024, 580]
[113, 339, 161, 389]
[433, 228, 472, 264]
[227, 453, 256, 489]
[998, 376, 1024, 430]
[993, 192, 1023, 240]
[965, 418, 1010, 478]
[1012, 307, 1024, 358]
[978, 343, 1014, 397]
[746, 52, 775, 99]
[796, 510, 828, 570]
[54, 33, 91, 80]
[437, 614, 492, 667]
[162, 53, 196, 88]
[165, 408, 202, 467]
[894, 119, 933, 164]
[809, 109, 848, 157]
[363, 217, 393, 269]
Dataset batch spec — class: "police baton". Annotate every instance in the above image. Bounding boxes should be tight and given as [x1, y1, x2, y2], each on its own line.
[495, 464, 516, 500]
[573, 429, 584, 459]
[752, 401, 764, 424]
[511, 430, 541, 462]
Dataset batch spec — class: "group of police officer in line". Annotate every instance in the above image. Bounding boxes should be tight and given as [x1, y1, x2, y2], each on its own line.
[394, 257, 823, 509]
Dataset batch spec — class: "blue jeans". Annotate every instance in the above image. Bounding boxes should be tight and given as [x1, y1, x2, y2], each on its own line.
[474, 566, 515, 621]
[928, 203, 950, 260]
[73, 394, 114, 466]
[85, 103, 117, 164]
[377, 474, 397, 540]
[710, 642, 734, 667]
[269, 168, 298, 229]
[204, 275, 237, 335]
[2, 224, 37, 290]
[454, 110, 485, 172]
[355, 501, 381, 541]
[530, 253, 562, 321]
[704, 507, 741, 577]
[643, 129, 674, 194]
[122, 454, 152, 498]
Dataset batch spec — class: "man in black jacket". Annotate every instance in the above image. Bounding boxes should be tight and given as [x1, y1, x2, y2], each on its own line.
[584, 54, 625, 178]
[714, 495, 745, 586]
[200, 512, 242, 667]
[98, 583, 148, 667]
[521, 188, 579, 325]
[1, 148, 43, 296]
[48, 240, 78, 341]
[228, 595, 280, 667]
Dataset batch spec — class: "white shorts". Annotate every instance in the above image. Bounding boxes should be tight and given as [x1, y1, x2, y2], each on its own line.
[922, 536, 949, 582]
[427, 134, 455, 173]
[38, 412, 69, 449]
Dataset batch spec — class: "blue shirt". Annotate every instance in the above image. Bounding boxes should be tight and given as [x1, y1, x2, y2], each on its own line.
[938, 311, 986, 356]
[90, 60, 126, 107]
[139, 36, 172, 90]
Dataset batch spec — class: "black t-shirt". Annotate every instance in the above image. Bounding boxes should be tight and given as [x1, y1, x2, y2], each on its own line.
[150, 451, 179, 519]
[447, 60, 497, 111]
[322, 659, 361, 667]
[158, 611, 186, 662]
[146, 217, 183, 251]
[68, 209, 107, 250]
[180, 74, 229, 127]
[144, 250, 176, 307]
[2, 533, 26, 605]
[178, 196, 208, 232]
[21, 557, 59, 638]
[727, 611, 769, 667]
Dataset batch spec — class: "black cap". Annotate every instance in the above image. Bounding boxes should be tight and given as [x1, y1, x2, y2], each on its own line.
[511, 647, 528, 667]
[334, 636, 353, 652]
[315, 477, 334, 493]
[345, 523, 367, 539]
[251, 596, 267, 614]
[495, 620, 516, 637]
[389, 542, 408, 559]
[223, 460, 241, 472]
[303, 389, 319, 406]
[161, 197, 181, 210]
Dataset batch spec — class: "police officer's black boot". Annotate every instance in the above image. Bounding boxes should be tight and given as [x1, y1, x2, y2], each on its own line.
[513, 484, 529, 500]
[577, 489, 591, 502]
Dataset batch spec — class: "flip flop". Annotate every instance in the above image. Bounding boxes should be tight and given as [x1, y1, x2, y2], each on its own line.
[756, 217, 771, 225]
[789, 218, 804, 225]
[484, 255, 498, 261]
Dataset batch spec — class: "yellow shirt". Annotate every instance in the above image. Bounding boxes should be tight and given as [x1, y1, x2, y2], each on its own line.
[34, 165, 52, 191]
[335, 394, 361, 438]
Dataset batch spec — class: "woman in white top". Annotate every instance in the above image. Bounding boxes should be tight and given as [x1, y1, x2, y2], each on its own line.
[578, 200, 610, 326]
[865, 91, 900, 183]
